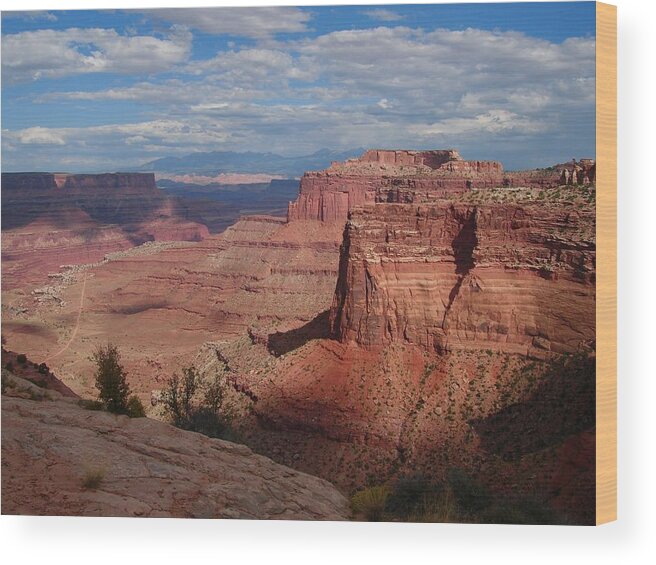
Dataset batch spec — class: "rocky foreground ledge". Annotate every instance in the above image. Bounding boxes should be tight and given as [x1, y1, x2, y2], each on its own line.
[1, 375, 349, 520]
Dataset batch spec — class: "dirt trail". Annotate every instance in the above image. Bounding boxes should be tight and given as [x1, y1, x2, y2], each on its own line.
[44, 272, 87, 362]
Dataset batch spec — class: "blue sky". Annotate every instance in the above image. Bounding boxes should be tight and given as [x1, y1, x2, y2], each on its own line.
[1, 3, 596, 172]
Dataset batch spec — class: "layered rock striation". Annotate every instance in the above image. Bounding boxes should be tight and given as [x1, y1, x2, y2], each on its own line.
[1, 172, 209, 289]
[2, 172, 210, 239]
[329, 199, 595, 357]
[286, 150, 595, 223]
[2, 173, 165, 228]
[287, 150, 504, 222]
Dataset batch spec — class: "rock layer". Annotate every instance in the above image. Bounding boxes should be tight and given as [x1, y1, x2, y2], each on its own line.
[1, 173, 209, 289]
[2, 172, 165, 228]
[287, 150, 505, 222]
[330, 201, 595, 356]
[286, 150, 595, 223]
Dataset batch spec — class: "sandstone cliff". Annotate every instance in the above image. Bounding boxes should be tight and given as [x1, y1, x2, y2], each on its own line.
[329, 195, 595, 357]
[287, 149, 505, 222]
[286, 150, 595, 223]
[1, 173, 209, 289]
[1, 172, 210, 238]
[2, 172, 164, 227]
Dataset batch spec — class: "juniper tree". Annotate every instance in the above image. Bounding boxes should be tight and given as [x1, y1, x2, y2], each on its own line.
[92, 343, 130, 413]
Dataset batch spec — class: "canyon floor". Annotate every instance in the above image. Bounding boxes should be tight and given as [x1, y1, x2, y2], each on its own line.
[2, 216, 342, 403]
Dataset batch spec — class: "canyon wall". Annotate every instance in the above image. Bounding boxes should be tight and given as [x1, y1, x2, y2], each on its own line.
[287, 149, 505, 222]
[287, 150, 595, 223]
[329, 201, 595, 357]
[2, 172, 164, 228]
[1, 172, 209, 289]
[2, 172, 159, 192]
[283, 148, 597, 357]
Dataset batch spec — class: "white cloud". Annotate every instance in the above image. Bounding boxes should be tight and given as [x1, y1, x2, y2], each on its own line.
[411, 110, 546, 137]
[1, 11, 57, 22]
[3, 23, 596, 170]
[144, 7, 310, 38]
[362, 9, 405, 22]
[1, 26, 191, 83]
[14, 126, 66, 145]
[4, 119, 229, 152]
[187, 48, 313, 82]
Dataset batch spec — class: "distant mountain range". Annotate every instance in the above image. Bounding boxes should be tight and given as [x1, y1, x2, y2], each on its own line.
[137, 148, 365, 177]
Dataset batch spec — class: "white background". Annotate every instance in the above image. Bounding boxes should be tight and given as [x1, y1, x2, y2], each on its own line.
[0, 0, 654, 563]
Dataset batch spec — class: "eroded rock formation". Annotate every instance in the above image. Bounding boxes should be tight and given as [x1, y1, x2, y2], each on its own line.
[329, 200, 595, 356]
[1, 149, 597, 523]
[1, 172, 209, 289]
[287, 150, 505, 222]
[286, 150, 595, 223]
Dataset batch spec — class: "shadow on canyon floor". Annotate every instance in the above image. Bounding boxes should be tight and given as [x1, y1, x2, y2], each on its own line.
[267, 310, 332, 356]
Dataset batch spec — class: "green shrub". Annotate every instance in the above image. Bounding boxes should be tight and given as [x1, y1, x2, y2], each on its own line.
[478, 495, 565, 525]
[386, 474, 443, 520]
[160, 366, 232, 438]
[81, 467, 105, 489]
[448, 468, 491, 516]
[92, 343, 130, 414]
[126, 395, 146, 418]
[160, 366, 198, 428]
[4, 362, 14, 372]
[16, 354, 27, 365]
[351, 485, 391, 521]
[186, 406, 228, 437]
[403, 486, 458, 523]
[38, 362, 49, 375]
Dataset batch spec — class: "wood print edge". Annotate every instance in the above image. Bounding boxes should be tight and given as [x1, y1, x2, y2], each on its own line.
[595, 1, 617, 526]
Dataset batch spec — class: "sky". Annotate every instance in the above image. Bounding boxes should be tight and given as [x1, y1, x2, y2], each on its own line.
[1, 2, 596, 172]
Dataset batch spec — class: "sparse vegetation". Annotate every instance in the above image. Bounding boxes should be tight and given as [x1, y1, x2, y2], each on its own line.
[78, 398, 104, 411]
[447, 468, 491, 515]
[126, 395, 146, 418]
[350, 485, 391, 521]
[92, 343, 130, 414]
[81, 467, 106, 489]
[385, 474, 443, 520]
[355, 468, 564, 524]
[160, 365, 233, 439]
[16, 354, 27, 365]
